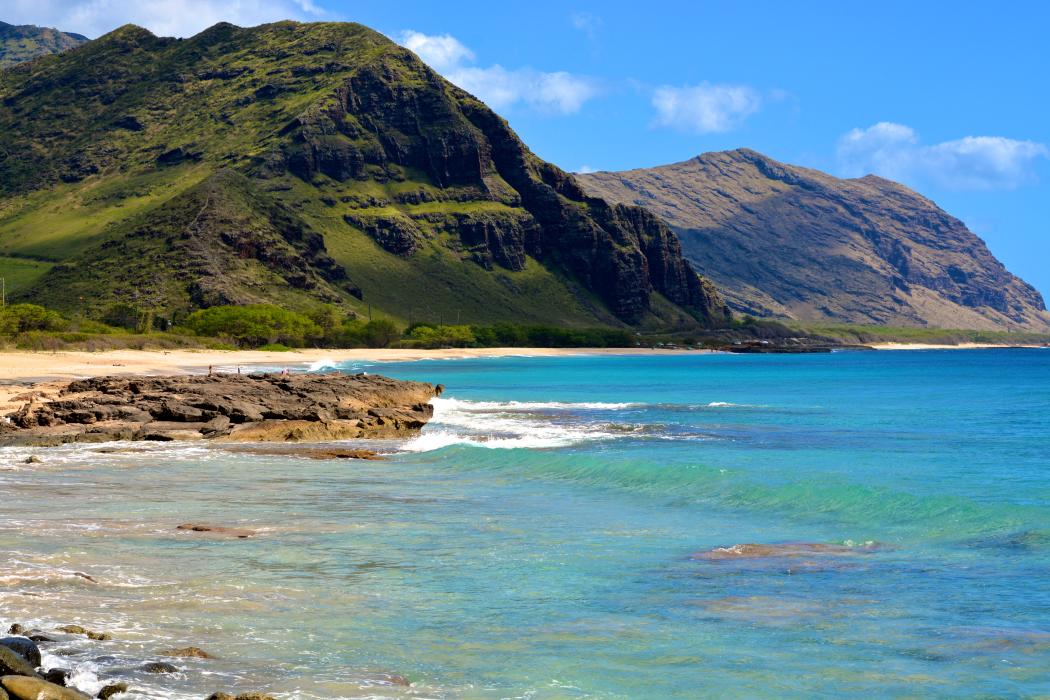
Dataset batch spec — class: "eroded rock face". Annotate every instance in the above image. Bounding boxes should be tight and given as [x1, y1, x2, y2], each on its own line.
[580, 148, 1050, 330]
[0, 373, 438, 446]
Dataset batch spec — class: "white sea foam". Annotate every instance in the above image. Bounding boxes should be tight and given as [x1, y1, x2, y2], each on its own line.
[307, 358, 340, 372]
[401, 397, 635, 451]
[432, 397, 639, 412]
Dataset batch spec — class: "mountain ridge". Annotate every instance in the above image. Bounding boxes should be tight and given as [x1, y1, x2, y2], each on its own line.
[579, 149, 1049, 330]
[0, 20, 87, 68]
[0, 20, 728, 330]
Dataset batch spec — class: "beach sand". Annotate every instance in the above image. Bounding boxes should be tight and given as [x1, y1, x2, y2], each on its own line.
[869, 342, 1046, 351]
[2, 342, 1042, 414]
[0, 347, 700, 413]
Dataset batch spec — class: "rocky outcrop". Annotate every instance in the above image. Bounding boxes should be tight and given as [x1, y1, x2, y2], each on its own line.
[1, 620, 284, 699]
[0, 373, 439, 446]
[580, 149, 1050, 330]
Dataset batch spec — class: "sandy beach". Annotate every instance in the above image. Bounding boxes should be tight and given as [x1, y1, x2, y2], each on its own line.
[869, 342, 1047, 351]
[1, 342, 1043, 414]
[0, 347, 703, 412]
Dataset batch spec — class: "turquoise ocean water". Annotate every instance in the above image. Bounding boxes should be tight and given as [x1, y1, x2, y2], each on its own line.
[1, 349, 1048, 698]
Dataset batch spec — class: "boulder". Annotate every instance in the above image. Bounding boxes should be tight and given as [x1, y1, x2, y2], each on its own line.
[0, 638, 41, 667]
[0, 646, 38, 677]
[97, 683, 128, 699]
[0, 676, 90, 700]
[141, 661, 178, 674]
[41, 669, 68, 686]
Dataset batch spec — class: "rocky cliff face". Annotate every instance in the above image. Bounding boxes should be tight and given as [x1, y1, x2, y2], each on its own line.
[580, 149, 1049, 330]
[0, 21, 726, 329]
[0, 21, 87, 68]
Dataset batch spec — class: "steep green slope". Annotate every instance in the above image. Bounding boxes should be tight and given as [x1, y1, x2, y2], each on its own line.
[0, 21, 728, 329]
[0, 21, 87, 68]
[580, 149, 1049, 331]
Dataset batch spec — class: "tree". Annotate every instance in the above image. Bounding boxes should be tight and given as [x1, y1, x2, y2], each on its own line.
[181, 305, 321, 347]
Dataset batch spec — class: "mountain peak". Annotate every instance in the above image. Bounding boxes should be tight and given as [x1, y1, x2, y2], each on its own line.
[579, 150, 1049, 331]
[0, 19, 728, 330]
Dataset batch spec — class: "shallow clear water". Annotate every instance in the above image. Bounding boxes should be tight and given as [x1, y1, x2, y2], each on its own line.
[2, 350, 1049, 698]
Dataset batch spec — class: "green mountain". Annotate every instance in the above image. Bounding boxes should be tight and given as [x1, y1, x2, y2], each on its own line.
[580, 149, 1050, 331]
[0, 21, 728, 330]
[0, 21, 87, 68]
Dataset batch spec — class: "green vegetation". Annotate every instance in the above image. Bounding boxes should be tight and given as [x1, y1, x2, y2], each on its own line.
[180, 305, 323, 348]
[3, 301, 1047, 354]
[0, 20, 724, 332]
[787, 322, 1050, 346]
[0, 21, 87, 69]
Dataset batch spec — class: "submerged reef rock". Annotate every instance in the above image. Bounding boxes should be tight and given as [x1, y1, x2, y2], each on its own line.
[0, 372, 439, 446]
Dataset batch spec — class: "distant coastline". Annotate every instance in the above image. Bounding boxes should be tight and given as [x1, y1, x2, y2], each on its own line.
[0, 342, 1043, 392]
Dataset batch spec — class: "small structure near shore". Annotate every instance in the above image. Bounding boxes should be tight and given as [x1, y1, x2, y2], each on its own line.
[0, 372, 441, 446]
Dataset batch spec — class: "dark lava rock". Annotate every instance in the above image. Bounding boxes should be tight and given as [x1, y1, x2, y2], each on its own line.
[0, 637, 41, 667]
[0, 373, 439, 447]
[41, 668, 68, 686]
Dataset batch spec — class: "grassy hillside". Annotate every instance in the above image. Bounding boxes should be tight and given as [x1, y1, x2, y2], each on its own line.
[0, 21, 87, 68]
[0, 21, 727, 331]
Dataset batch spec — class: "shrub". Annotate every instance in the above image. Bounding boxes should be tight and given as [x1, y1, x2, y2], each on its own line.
[180, 305, 321, 348]
[409, 324, 476, 348]
[0, 304, 69, 334]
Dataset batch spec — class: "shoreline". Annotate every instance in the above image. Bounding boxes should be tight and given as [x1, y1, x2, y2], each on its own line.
[1, 343, 1042, 413]
[867, 342, 1048, 351]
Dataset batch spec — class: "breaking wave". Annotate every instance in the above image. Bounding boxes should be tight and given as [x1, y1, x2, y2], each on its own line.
[402, 397, 642, 451]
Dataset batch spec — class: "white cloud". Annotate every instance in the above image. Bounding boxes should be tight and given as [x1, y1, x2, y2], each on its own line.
[651, 83, 762, 134]
[398, 29, 599, 116]
[4, 0, 323, 38]
[838, 122, 1049, 190]
[448, 66, 598, 115]
[576, 165, 598, 174]
[398, 30, 473, 72]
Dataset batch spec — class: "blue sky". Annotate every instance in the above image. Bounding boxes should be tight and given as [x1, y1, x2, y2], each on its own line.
[8, 0, 1050, 298]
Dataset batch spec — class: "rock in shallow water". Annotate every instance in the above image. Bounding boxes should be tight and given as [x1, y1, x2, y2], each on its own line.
[97, 683, 128, 699]
[176, 523, 255, 539]
[0, 646, 38, 677]
[161, 646, 214, 659]
[0, 638, 41, 668]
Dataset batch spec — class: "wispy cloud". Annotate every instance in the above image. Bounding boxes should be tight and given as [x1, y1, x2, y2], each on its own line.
[651, 83, 762, 134]
[838, 122, 1049, 190]
[5, 0, 324, 38]
[576, 165, 598, 174]
[398, 29, 600, 116]
[569, 11, 602, 40]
